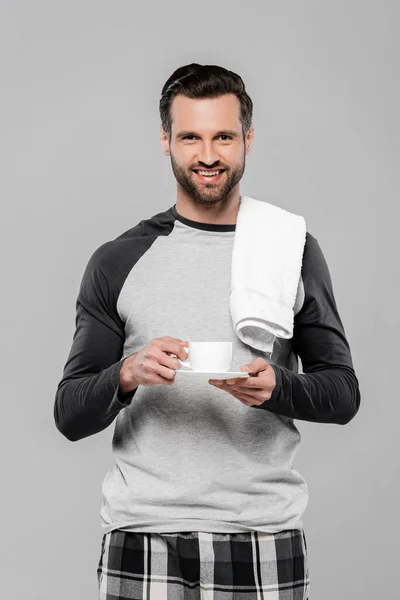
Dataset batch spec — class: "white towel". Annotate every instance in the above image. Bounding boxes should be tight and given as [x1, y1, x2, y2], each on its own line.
[230, 195, 307, 353]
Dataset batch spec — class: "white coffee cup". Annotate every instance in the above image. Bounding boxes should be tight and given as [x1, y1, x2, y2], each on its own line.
[179, 341, 233, 372]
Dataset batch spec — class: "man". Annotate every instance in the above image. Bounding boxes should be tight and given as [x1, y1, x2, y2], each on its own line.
[54, 62, 360, 599]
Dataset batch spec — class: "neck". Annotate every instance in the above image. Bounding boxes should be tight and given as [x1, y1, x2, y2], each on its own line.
[175, 190, 241, 225]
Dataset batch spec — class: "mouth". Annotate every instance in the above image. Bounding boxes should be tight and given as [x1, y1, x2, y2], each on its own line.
[192, 169, 226, 183]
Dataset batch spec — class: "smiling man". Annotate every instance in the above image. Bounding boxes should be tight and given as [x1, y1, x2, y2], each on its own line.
[164, 92, 250, 222]
[54, 63, 360, 600]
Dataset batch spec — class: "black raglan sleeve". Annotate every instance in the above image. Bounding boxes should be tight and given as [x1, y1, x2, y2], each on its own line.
[256, 232, 361, 424]
[54, 243, 137, 442]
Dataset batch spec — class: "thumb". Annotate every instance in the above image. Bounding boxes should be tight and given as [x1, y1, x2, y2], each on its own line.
[240, 357, 268, 374]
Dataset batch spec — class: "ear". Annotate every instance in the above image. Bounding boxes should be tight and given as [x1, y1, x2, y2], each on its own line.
[160, 124, 170, 155]
[245, 124, 254, 155]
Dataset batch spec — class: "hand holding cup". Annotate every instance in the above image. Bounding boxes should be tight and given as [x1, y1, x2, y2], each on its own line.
[120, 336, 189, 393]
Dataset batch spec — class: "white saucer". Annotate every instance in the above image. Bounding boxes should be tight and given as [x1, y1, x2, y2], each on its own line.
[176, 369, 249, 378]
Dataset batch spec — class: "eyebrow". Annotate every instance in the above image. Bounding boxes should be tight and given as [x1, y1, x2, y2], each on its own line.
[176, 130, 240, 139]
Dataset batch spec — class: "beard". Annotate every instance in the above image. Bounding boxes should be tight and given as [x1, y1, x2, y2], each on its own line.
[169, 152, 246, 207]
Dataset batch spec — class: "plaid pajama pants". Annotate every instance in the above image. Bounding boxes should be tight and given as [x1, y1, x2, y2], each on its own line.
[97, 528, 310, 599]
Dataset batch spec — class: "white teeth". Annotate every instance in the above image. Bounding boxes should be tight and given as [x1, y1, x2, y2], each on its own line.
[196, 170, 222, 177]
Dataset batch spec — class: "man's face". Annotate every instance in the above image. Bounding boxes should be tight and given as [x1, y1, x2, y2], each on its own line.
[161, 94, 253, 206]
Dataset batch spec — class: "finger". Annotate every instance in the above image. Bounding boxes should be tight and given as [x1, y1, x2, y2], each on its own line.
[254, 356, 270, 366]
[155, 363, 177, 382]
[210, 380, 269, 398]
[225, 376, 263, 387]
[225, 377, 249, 385]
[244, 357, 270, 374]
[161, 340, 189, 361]
[223, 384, 269, 400]
[209, 379, 261, 388]
[160, 352, 182, 370]
[209, 375, 254, 385]
[222, 387, 263, 406]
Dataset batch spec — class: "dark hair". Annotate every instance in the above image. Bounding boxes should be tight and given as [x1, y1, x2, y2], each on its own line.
[159, 63, 253, 142]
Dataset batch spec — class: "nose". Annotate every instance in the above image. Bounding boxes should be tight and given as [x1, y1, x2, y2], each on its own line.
[197, 141, 220, 167]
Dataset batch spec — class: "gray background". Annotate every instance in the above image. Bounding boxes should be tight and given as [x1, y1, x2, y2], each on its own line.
[1, 1, 398, 598]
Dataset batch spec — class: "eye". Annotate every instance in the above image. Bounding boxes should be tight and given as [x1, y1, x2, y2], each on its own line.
[182, 135, 233, 141]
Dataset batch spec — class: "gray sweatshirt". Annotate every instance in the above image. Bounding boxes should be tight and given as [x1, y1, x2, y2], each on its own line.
[54, 202, 360, 534]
